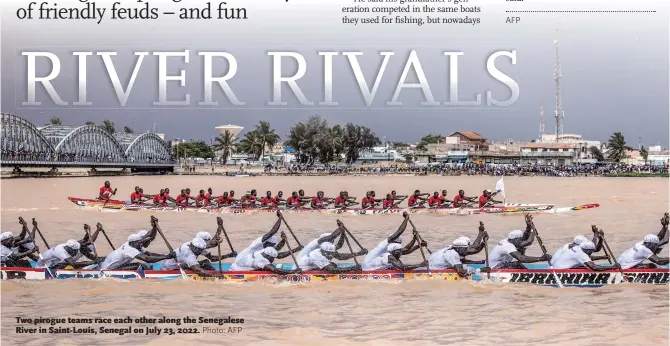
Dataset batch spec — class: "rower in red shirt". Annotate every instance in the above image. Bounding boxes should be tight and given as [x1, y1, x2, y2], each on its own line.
[286, 192, 303, 209]
[273, 191, 285, 206]
[428, 192, 442, 208]
[175, 189, 190, 206]
[334, 191, 347, 208]
[162, 188, 175, 204]
[408, 190, 429, 208]
[247, 189, 259, 207]
[452, 190, 471, 208]
[382, 194, 396, 209]
[438, 190, 449, 205]
[98, 181, 116, 200]
[205, 188, 213, 201]
[196, 189, 212, 207]
[361, 191, 373, 209]
[130, 186, 144, 204]
[217, 192, 230, 206]
[184, 188, 195, 204]
[310, 191, 327, 209]
[153, 189, 165, 205]
[478, 189, 501, 208]
[227, 191, 237, 206]
[261, 191, 277, 208]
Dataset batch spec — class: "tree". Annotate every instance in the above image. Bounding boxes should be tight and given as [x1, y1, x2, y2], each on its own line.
[416, 133, 442, 152]
[172, 141, 215, 159]
[640, 145, 649, 163]
[254, 121, 281, 160]
[606, 132, 633, 162]
[212, 130, 236, 164]
[49, 117, 62, 125]
[123, 126, 134, 134]
[85, 121, 95, 126]
[238, 131, 264, 160]
[342, 122, 380, 164]
[102, 120, 115, 135]
[589, 146, 605, 162]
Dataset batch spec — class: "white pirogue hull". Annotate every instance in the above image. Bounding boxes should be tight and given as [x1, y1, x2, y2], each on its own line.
[2, 267, 667, 287]
[67, 198, 600, 216]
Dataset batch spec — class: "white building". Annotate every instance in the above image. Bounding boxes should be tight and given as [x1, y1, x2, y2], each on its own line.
[539, 134, 600, 163]
[215, 125, 244, 140]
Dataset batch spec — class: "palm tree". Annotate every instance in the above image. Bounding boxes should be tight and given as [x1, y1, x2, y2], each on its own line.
[238, 131, 264, 160]
[640, 145, 649, 163]
[123, 126, 134, 134]
[212, 130, 236, 164]
[49, 117, 62, 125]
[102, 120, 115, 135]
[589, 146, 605, 162]
[254, 121, 281, 160]
[606, 132, 633, 162]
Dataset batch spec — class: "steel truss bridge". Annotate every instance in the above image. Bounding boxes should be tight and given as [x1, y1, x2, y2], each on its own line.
[1, 113, 176, 172]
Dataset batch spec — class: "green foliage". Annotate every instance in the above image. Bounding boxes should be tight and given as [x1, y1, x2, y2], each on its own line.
[606, 132, 633, 162]
[173, 141, 215, 159]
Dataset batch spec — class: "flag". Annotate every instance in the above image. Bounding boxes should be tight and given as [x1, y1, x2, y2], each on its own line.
[495, 177, 505, 197]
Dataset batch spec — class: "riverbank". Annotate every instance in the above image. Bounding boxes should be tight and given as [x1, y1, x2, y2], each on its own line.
[2, 166, 667, 178]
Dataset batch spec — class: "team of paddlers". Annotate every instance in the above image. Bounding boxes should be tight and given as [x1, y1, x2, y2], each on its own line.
[2, 207, 668, 279]
[98, 181, 504, 209]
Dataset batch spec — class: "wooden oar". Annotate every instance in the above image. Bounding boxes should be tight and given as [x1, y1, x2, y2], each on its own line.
[414, 233, 431, 276]
[280, 231, 301, 272]
[151, 216, 187, 279]
[600, 232, 626, 283]
[214, 217, 235, 275]
[103, 188, 118, 206]
[98, 223, 115, 251]
[592, 225, 612, 264]
[336, 220, 361, 267]
[528, 216, 563, 288]
[336, 220, 365, 252]
[483, 238, 491, 280]
[277, 211, 303, 247]
[84, 224, 102, 272]
[31, 218, 50, 249]
[406, 215, 432, 254]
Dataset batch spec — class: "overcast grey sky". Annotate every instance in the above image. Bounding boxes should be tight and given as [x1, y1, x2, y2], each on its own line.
[2, 0, 668, 146]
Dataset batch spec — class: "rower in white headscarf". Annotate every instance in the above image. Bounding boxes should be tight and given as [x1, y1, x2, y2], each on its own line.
[362, 242, 427, 271]
[551, 241, 614, 271]
[429, 237, 486, 277]
[38, 240, 93, 269]
[1, 232, 38, 267]
[300, 242, 364, 273]
[488, 229, 550, 269]
[100, 234, 172, 270]
[232, 246, 300, 275]
[618, 234, 669, 269]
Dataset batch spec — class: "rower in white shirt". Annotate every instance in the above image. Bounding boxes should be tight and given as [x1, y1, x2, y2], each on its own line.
[100, 234, 172, 270]
[364, 212, 421, 264]
[232, 215, 303, 270]
[162, 233, 235, 271]
[429, 237, 487, 277]
[0, 232, 38, 267]
[232, 246, 300, 275]
[550, 241, 614, 271]
[297, 227, 347, 267]
[299, 242, 364, 273]
[362, 243, 427, 271]
[618, 234, 669, 269]
[489, 230, 550, 269]
[38, 240, 93, 269]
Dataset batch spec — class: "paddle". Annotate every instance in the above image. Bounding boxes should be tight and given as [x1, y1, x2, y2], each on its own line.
[413, 231, 431, 276]
[84, 224, 102, 272]
[600, 230, 626, 283]
[97, 223, 115, 251]
[31, 218, 50, 249]
[280, 231, 301, 272]
[277, 210, 303, 247]
[527, 215, 563, 288]
[592, 225, 612, 264]
[151, 216, 187, 279]
[406, 215, 432, 254]
[214, 216, 236, 275]
[336, 220, 361, 267]
[103, 188, 117, 206]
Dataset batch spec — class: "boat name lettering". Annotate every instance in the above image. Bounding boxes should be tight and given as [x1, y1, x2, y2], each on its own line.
[624, 272, 669, 284]
[0, 270, 27, 280]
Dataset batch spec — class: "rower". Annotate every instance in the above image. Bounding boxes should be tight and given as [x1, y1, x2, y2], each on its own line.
[99, 181, 115, 200]
[334, 192, 348, 208]
[217, 192, 230, 206]
[1, 232, 39, 267]
[310, 191, 327, 209]
[297, 228, 348, 267]
[438, 190, 450, 206]
[175, 189, 191, 206]
[617, 234, 669, 269]
[233, 247, 301, 275]
[162, 188, 176, 204]
[407, 190, 428, 208]
[363, 212, 422, 265]
[227, 190, 237, 206]
[654, 213, 669, 254]
[488, 230, 551, 269]
[369, 191, 382, 206]
[12, 218, 39, 261]
[301, 242, 364, 273]
[130, 186, 144, 204]
[383, 194, 395, 209]
[298, 189, 311, 205]
[362, 243, 427, 271]
[185, 188, 196, 204]
[551, 241, 614, 271]
[153, 189, 165, 205]
[206, 188, 214, 203]
[249, 189, 259, 207]
[274, 191, 286, 206]
[286, 192, 303, 209]
[78, 224, 105, 262]
[361, 191, 374, 209]
[453, 190, 471, 207]
[391, 190, 407, 201]
[550, 232, 609, 266]
[428, 237, 487, 277]
[165, 237, 234, 276]
[100, 234, 173, 270]
[428, 192, 442, 208]
[240, 191, 253, 207]
[460, 221, 489, 257]
[231, 217, 283, 270]
[478, 189, 501, 207]
[262, 191, 277, 208]
[196, 189, 212, 207]
[38, 239, 93, 269]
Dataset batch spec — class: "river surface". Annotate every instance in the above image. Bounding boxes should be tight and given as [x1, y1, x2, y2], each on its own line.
[1, 176, 668, 345]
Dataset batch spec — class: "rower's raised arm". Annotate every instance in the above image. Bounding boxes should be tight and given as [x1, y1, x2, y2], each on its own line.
[467, 222, 488, 254]
[388, 217, 409, 243]
[657, 213, 669, 243]
[262, 218, 282, 242]
[590, 226, 604, 252]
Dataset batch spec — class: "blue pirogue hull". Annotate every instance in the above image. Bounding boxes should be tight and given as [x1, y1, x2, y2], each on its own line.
[2, 264, 667, 287]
